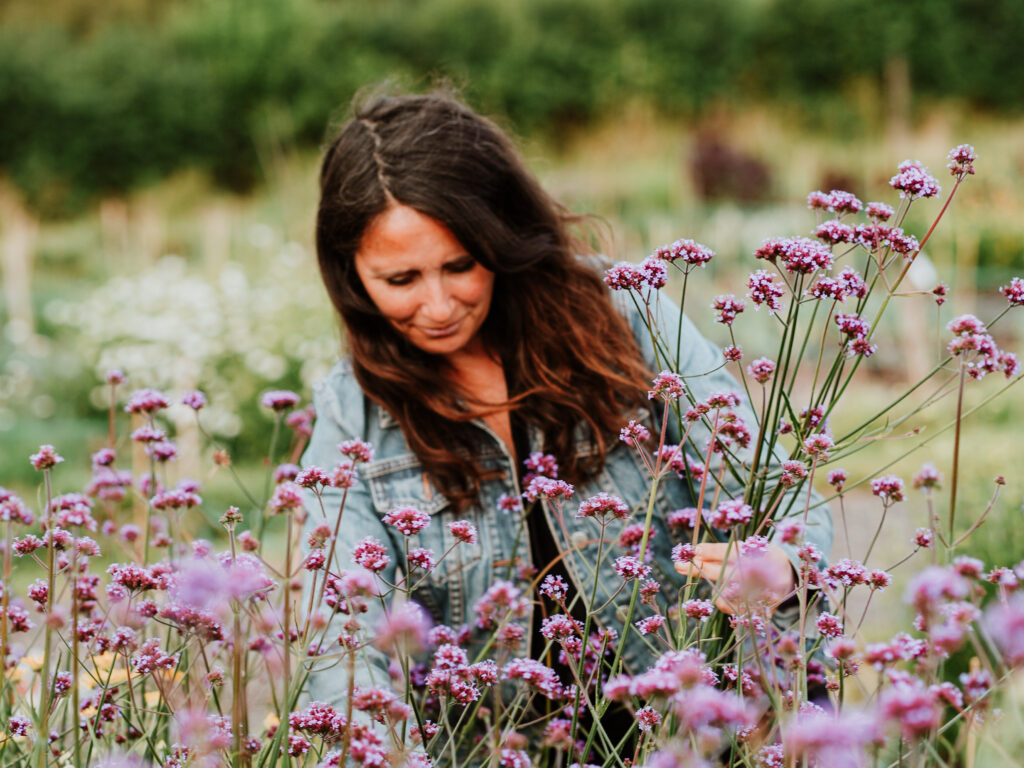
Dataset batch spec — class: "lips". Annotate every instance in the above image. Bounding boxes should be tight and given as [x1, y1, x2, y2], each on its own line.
[418, 320, 462, 339]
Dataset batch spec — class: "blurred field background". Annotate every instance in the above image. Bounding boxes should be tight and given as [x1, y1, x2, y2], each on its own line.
[1, 0, 1023, 670]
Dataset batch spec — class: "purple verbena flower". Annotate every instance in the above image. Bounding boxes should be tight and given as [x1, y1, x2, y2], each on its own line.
[619, 419, 651, 444]
[125, 388, 169, 415]
[712, 294, 746, 325]
[261, 390, 301, 412]
[654, 238, 715, 267]
[603, 262, 644, 291]
[577, 492, 630, 520]
[648, 371, 686, 401]
[747, 269, 786, 313]
[613, 556, 651, 581]
[1000, 276, 1024, 307]
[30, 445, 63, 471]
[383, 506, 431, 536]
[747, 357, 776, 384]
[946, 144, 977, 178]
[890, 160, 941, 199]
[871, 474, 905, 504]
[352, 537, 390, 573]
[181, 390, 207, 410]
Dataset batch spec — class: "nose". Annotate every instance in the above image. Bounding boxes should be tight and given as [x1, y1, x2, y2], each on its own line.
[419, 275, 456, 323]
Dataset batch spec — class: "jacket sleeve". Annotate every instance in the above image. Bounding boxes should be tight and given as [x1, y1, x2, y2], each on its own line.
[300, 376, 399, 711]
[616, 290, 833, 569]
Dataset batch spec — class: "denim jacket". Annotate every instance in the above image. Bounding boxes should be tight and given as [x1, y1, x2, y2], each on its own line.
[301, 292, 832, 708]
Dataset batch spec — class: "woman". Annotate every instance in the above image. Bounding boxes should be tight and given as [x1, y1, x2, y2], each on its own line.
[303, 90, 831, 750]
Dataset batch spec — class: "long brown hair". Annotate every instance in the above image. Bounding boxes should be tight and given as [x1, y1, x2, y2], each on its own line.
[316, 90, 651, 510]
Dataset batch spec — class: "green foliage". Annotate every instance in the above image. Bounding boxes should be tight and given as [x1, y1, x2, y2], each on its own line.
[3, 0, 1024, 214]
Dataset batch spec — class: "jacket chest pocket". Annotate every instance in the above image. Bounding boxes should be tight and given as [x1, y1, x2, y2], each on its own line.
[363, 453, 485, 623]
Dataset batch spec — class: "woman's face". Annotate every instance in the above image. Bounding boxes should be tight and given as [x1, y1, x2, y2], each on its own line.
[354, 204, 495, 359]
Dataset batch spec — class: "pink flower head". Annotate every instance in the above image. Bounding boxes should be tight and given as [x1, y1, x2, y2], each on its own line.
[472, 580, 530, 630]
[30, 445, 64, 471]
[125, 388, 170, 416]
[712, 294, 745, 325]
[539, 574, 569, 602]
[913, 528, 935, 549]
[835, 312, 870, 339]
[295, 466, 330, 490]
[837, 266, 868, 298]
[285, 405, 315, 437]
[261, 390, 301, 412]
[148, 488, 201, 512]
[1000, 276, 1024, 307]
[870, 474, 905, 504]
[613, 556, 652, 581]
[523, 476, 574, 503]
[705, 499, 753, 530]
[984, 594, 1024, 667]
[497, 493, 523, 514]
[383, 506, 431, 536]
[503, 658, 563, 700]
[648, 371, 686, 401]
[268, 481, 303, 515]
[807, 190, 831, 210]
[635, 705, 663, 732]
[105, 368, 125, 386]
[448, 520, 477, 544]
[814, 220, 856, 244]
[181, 390, 207, 410]
[890, 159, 941, 199]
[273, 463, 300, 484]
[946, 144, 977, 178]
[824, 558, 868, 589]
[763, 237, 834, 274]
[672, 542, 697, 564]
[723, 344, 742, 361]
[802, 432, 834, 461]
[747, 357, 776, 384]
[639, 257, 668, 289]
[825, 190, 863, 216]
[866, 201, 895, 221]
[337, 439, 374, 464]
[407, 547, 435, 571]
[906, 566, 969, 618]
[352, 536, 390, 573]
[619, 419, 651, 444]
[683, 599, 715, 622]
[747, 269, 786, 313]
[603, 262, 644, 291]
[542, 613, 583, 640]
[807, 277, 844, 301]
[576, 492, 630, 520]
[654, 238, 715, 267]
[329, 460, 358, 489]
[91, 447, 116, 468]
[524, 451, 559, 479]
[886, 228, 919, 257]
[816, 612, 844, 638]
[774, 518, 805, 545]
[880, 683, 941, 740]
[375, 601, 431, 654]
[912, 463, 942, 491]
[780, 460, 808, 487]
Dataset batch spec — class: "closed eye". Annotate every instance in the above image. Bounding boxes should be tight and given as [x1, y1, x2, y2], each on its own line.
[445, 257, 476, 274]
[384, 271, 417, 287]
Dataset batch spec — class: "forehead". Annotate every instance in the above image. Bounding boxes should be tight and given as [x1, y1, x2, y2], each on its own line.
[356, 204, 466, 272]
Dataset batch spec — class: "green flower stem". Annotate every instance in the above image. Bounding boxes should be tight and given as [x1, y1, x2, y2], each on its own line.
[948, 361, 967, 548]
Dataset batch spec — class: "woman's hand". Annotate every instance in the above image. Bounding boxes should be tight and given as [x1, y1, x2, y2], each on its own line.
[674, 542, 796, 615]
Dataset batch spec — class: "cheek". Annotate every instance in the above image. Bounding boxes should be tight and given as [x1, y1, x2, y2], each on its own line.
[364, 285, 416, 323]
[459, 271, 495, 308]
